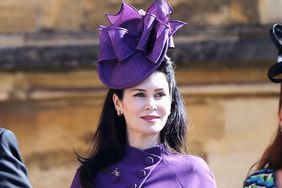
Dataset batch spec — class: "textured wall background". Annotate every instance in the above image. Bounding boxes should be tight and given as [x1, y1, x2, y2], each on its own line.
[0, 0, 282, 33]
[0, 0, 282, 188]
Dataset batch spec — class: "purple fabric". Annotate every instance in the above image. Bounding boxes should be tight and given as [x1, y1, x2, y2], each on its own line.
[98, 0, 186, 89]
[70, 170, 81, 188]
[70, 144, 217, 188]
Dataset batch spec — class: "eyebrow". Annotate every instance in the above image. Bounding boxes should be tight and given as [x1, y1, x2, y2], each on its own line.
[130, 88, 165, 92]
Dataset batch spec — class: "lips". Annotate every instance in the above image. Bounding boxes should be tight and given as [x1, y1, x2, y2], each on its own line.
[141, 115, 160, 120]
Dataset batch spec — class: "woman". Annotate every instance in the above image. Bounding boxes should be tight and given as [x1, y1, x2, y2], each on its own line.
[243, 24, 282, 187]
[70, 0, 217, 188]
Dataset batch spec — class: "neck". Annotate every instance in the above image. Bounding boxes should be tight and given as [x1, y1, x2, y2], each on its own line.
[127, 133, 161, 150]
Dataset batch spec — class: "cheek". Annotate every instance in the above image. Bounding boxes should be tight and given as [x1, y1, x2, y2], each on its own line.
[160, 99, 171, 116]
[123, 100, 143, 114]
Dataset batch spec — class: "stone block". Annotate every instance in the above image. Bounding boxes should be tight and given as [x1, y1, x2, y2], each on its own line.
[0, 0, 282, 33]
[258, 0, 282, 24]
[36, 0, 85, 31]
[0, 0, 36, 33]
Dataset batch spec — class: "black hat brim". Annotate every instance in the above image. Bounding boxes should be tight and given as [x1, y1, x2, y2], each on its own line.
[268, 62, 282, 83]
[268, 24, 282, 83]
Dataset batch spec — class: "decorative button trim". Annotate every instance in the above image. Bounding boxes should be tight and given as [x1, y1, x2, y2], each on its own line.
[129, 183, 138, 188]
[145, 156, 155, 165]
[137, 169, 147, 178]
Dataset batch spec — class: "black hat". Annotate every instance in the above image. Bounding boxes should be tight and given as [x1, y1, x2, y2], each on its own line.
[268, 24, 282, 128]
[268, 23, 282, 83]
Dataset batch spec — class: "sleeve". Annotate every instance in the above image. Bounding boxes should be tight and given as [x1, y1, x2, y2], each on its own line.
[70, 169, 82, 188]
[243, 169, 275, 187]
[0, 128, 32, 188]
[187, 156, 217, 188]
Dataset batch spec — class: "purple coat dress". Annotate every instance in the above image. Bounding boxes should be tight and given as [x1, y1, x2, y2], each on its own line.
[70, 144, 217, 188]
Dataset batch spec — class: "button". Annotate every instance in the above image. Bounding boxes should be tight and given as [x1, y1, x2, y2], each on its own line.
[137, 170, 147, 178]
[145, 156, 154, 165]
[129, 183, 138, 188]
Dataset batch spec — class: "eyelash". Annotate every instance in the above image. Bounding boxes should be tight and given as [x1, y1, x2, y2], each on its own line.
[133, 92, 166, 98]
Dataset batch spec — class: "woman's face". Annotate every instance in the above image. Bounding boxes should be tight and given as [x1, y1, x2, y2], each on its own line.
[113, 71, 172, 142]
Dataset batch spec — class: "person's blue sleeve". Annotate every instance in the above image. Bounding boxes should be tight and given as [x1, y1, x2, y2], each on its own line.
[0, 128, 32, 188]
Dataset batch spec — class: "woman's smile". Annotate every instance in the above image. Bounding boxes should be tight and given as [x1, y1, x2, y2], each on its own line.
[140, 115, 160, 123]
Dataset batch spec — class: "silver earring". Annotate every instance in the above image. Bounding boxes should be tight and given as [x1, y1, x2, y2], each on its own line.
[117, 110, 122, 116]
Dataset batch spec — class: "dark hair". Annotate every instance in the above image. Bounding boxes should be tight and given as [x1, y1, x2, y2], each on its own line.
[251, 126, 282, 171]
[246, 89, 282, 177]
[77, 57, 188, 188]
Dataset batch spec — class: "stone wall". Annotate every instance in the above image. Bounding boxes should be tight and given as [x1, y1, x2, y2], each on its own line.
[0, 0, 282, 33]
[0, 69, 280, 188]
[0, 0, 36, 33]
[0, 25, 277, 71]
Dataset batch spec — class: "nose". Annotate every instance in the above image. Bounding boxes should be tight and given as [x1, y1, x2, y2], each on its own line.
[145, 98, 157, 111]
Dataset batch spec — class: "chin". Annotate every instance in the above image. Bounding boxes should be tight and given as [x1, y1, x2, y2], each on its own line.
[145, 126, 164, 133]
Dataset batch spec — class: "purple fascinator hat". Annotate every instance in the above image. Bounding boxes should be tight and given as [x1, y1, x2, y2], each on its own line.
[98, 0, 186, 89]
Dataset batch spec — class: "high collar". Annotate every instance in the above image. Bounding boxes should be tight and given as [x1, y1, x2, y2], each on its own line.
[125, 144, 164, 157]
[117, 144, 165, 167]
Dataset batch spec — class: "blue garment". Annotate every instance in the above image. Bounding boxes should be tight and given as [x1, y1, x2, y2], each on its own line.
[0, 128, 32, 188]
[243, 168, 276, 188]
[71, 144, 217, 188]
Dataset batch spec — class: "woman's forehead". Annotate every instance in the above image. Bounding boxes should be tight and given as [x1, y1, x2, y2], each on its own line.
[127, 72, 169, 91]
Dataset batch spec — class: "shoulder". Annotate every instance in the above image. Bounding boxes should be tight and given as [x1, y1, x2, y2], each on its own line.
[0, 128, 32, 188]
[163, 151, 212, 174]
[244, 168, 275, 187]
[182, 154, 210, 171]
[0, 128, 11, 139]
[0, 128, 24, 168]
[163, 151, 217, 187]
[0, 128, 17, 139]
[0, 127, 5, 134]
[182, 154, 215, 179]
[0, 128, 19, 154]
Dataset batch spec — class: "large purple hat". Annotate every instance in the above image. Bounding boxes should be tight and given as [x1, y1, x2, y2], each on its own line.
[98, 0, 186, 89]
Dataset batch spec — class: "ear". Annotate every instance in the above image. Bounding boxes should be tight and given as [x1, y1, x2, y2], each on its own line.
[112, 93, 123, 111]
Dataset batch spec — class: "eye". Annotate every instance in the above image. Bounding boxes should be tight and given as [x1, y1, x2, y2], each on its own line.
[155, 92, 166, 98]
[133, 92, 145, 97]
